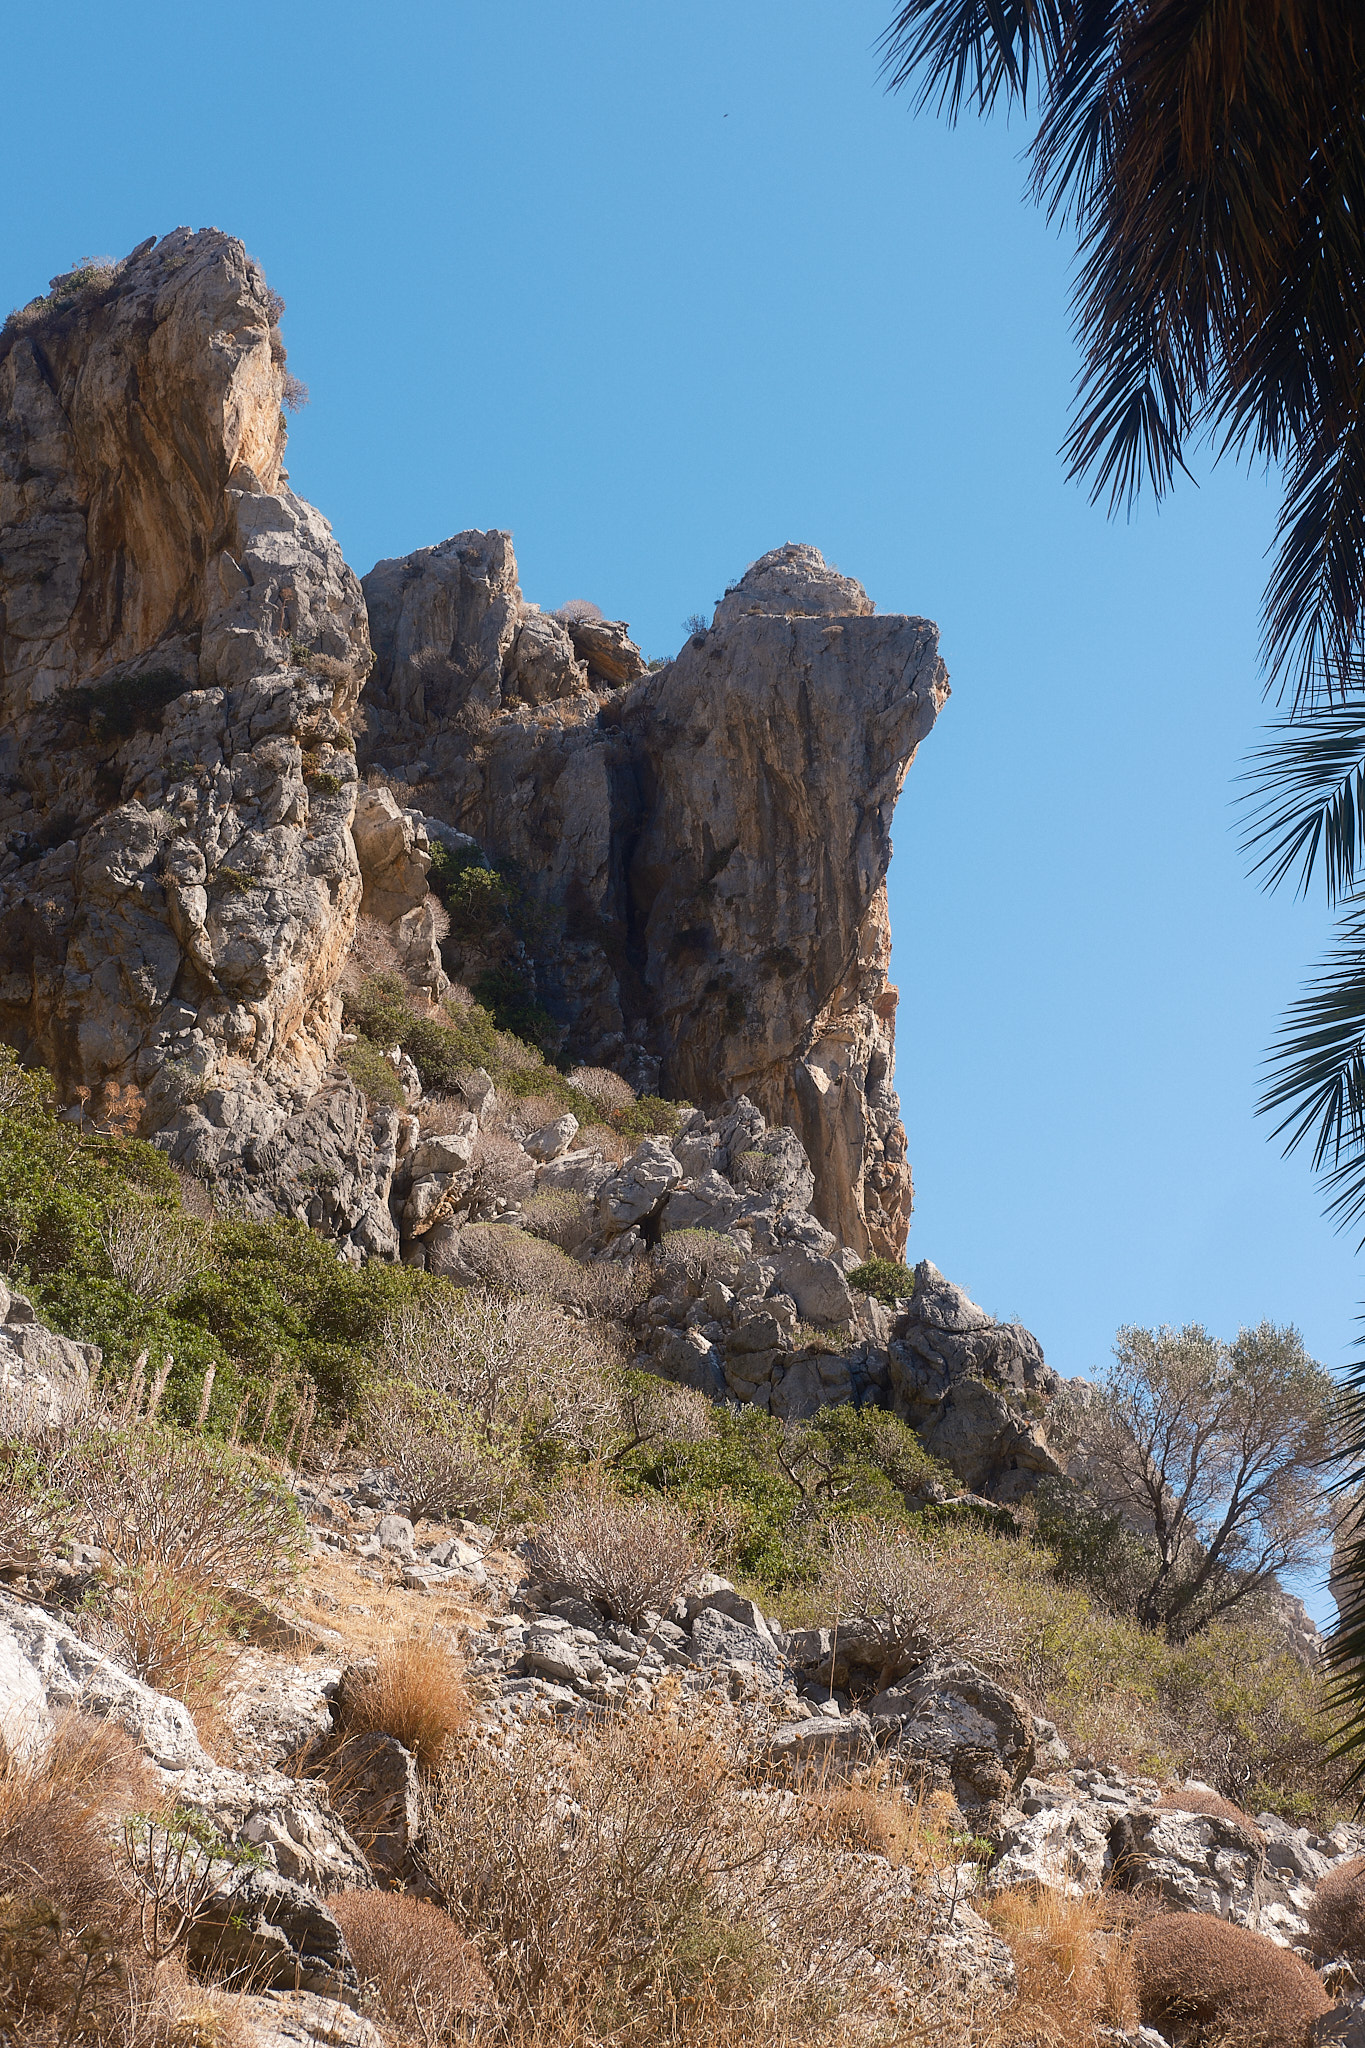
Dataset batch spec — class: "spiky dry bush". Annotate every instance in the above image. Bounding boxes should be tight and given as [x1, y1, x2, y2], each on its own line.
[372, 1290, 623, 1472]
[520, 1188, 594, 1252]
[425, 1710, 954, 2047]
[983, 1886, 1137, 2047]
[654, 1228, 745, 1287]
[336, 1636, 473, 1772]
[331, 1888, 493, 2045]
[1132, 1913, 1329, 2047]
[0, 1440, 75, 1571]
[1155, 1784, 1261, 1830]
[95, 1193, 207, 1303]
[360, 1380, 523, 1524]
[1308, 1851, 1365, 1960]
[456, 1221, 647, 1318]
[816, 1519, 1033, 1675]
[566, 1065, 636, 1117]
[75, 1425, 304, 1700]
[527, 1483, 706, 1625]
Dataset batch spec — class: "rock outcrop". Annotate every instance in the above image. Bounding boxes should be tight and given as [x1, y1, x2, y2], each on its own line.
[361, 535, 947, 1257]
[0, 231, 371, 1213]
[0, 229, 949, 1263]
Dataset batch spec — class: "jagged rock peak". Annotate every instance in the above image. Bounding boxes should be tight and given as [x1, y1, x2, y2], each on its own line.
[0, 228, 370, 1148]
[361, 529, 949, 1257]
[711, 542, 875, 631]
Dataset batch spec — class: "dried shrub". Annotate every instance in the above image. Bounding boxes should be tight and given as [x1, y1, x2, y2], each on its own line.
[1308, 1851, 1365, 1959]
[469, 1127, 534, 1197]
[425, 1710, 937, 2044]
[553, 600, 605, 626]
[375, 1291, 620, 1463]
[528, 1484, 706, 1625]
[458, 1222, 637, 1316]
[360, 1380, 523, 1524]
[566, 1065, 636, 1117]
[331, 1887, 492, 2044]
[1133, 1912, 1329, 2046]
[985, 1885, 1138, 2046]
[0, 1717, 150, 2042]
[96, 1194, 207, 1302]
[76, 1425, 305, 1699]
[816, 1518, 1033, 1675]
[654, 1228, 745, 1286]
[417, 1088, 473, 1134]
[520, 1189, 593, 1252]
[347, 910, 409, 984]
[338, 1637, 472, 1771]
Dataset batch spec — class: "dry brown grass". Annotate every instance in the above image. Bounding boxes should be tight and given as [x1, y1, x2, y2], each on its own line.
[0, 1717, 155, 2043]
[1155, 1784, 1263, 1833]
[1133, 1911, 1329, 2047]
[528, 1482, 706, 1625]
[331, 1888, 493, 2045]
[983, 1886, 1137, 2046]
[806, 1779, 959, 1874]
[425, 1709, 955, 2047]
[337, 1635, 472, 1771]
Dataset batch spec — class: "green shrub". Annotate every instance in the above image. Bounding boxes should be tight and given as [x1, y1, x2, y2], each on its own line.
[847, 1258, 916, 1305]
[471, 967, 558, 1052]
[617, 1094, 685, 1139]
[342, 973, 415, 1048]
[339, 1038, 405, 1108]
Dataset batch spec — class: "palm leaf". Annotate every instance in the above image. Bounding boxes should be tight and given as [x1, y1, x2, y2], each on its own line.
[1261, 895, 1365, 1201]
[1241, 696, 1365, 901]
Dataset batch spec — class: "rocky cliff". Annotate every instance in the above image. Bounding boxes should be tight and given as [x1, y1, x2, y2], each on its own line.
[0, 228, 946, 1263]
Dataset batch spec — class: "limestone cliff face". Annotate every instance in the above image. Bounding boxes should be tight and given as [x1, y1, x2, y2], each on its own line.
[0, 230, 370, 1145]
[0, 230, 947, 1262]
[361, 538, 947, 1257]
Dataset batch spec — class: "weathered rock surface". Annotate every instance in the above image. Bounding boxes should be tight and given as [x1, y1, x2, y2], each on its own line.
[888, 1262, 1066, 1500]
[0, 1279, 97, 1427]
[362, 535, 948, 1257]
[0, 229, 373, 1217]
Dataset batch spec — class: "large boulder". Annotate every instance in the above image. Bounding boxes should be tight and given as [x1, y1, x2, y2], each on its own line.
[0, 1282, 97, 1427]
[888, 1263, 1065, 1500]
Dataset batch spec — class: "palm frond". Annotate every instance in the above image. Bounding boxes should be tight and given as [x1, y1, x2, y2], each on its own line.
[1261, 896, 1365, 1190]
[877, 0, 1070, 118]
[1262, 398, 1365, 711]
[1241, 697, 1365, 901]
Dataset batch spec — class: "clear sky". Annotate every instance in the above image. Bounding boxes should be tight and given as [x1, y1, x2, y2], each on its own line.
[4, 2, 1357, 1593]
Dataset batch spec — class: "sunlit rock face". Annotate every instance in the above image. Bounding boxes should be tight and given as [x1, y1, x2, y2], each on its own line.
[362, 538, 948, 1257]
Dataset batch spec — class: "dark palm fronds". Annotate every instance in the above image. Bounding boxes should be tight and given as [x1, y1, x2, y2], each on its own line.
[1241, 694, 1365, 901]
[879, 0, 1365, 702]
[879, 0, 1365, 1739]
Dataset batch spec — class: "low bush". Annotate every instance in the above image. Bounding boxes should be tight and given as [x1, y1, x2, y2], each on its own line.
[847, 1258, 916, 1305]
[360, 1379, 523, 1524]
[654, 1228, 744, 1285]
[1308, 1851, 1365, 1959]
[425, 1710, 932, 2045]
[338, 1637, 472, 1771]
[1132, 1912, 1329, 2047]
[519, 1188, 593, 1251]
[815, 1517, 1034, 1676]
[528, 1484, 706, 1625]
[339, 1036, 405, 1108]
[76, 1423, 305, 1700]
[66, 665, 190, 741]
[330, 1887, 492, 2042]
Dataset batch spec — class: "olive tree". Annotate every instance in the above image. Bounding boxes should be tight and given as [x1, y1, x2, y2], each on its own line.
[1071, 1321, 1338, 1640]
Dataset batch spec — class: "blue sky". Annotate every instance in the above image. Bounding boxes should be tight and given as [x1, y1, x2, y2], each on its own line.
[4, 4, 1357, 1563]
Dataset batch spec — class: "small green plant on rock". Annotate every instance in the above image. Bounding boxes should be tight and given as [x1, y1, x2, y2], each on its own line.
[847, 1257, 916, 1305]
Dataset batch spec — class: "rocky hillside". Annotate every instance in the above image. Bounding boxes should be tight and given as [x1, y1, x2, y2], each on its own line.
[0, 228, 944, 1263]
[0, 231, 1352, 2048]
